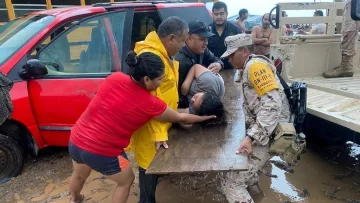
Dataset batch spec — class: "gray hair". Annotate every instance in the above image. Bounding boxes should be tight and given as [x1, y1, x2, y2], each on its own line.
[157, 16, 188, 38]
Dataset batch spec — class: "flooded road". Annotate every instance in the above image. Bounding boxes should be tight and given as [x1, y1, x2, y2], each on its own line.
[0, 143, 359, 203]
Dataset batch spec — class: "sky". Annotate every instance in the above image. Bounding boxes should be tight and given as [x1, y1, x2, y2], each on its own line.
[205, 0, 335, 17]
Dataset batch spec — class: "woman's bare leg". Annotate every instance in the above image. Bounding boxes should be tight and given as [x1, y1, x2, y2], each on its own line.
[106, 164, 135, 203]
[69, 160, 92, 202]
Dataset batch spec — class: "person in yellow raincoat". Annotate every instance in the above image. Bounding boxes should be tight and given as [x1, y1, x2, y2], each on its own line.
[126, 16, 189, 203]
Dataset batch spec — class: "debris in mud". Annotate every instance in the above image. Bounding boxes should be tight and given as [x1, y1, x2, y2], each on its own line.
[322, 182, 349, 202]
[164, 173, 225, 202]
[298, 188, 310, 198]
[270, 160, 294, 173]
[43, 191, 70, 203]
[332, 170, 354, 180]
[264, 173, 278, 178]
[344, 200, 360, 203]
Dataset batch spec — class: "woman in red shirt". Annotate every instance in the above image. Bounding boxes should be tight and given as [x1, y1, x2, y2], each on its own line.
[68, 51, 215, 203]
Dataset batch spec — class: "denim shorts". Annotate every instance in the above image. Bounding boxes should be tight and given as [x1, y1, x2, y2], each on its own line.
[68, 141, 129, 176]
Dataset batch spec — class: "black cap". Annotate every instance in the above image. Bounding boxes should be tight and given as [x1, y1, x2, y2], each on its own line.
[188, 20, 214, 38]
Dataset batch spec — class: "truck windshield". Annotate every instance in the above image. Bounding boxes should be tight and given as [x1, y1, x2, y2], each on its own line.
[0, 15, 55, 66]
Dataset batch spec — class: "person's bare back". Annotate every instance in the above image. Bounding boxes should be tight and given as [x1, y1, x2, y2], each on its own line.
[236, 19, 245, 33]
[252, 26, 273, 55]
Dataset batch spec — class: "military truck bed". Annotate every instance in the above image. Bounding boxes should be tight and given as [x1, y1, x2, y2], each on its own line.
[269, 2, 360, 142]
[291, 73, 360, 133]
[270, 33, 360, 138]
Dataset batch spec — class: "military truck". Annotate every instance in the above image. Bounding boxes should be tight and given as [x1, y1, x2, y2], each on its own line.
[269, 1, 360, 144]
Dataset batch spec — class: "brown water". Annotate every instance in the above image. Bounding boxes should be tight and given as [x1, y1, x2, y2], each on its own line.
[0, 144, 359, 203]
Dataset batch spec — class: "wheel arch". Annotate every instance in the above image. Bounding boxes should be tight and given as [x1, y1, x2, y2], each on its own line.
[0, 119, 39, 157]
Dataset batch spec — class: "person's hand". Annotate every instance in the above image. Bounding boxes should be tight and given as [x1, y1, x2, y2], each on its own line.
[155, 141, 168, 150]
[208, 63, 222, 73]
[200, 115, 216, 122]
[262, 38, 268, 42]
[236, 136, 253, 155]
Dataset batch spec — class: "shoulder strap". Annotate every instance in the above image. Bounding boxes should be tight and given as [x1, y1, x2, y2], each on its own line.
[276, 72, 291, 101]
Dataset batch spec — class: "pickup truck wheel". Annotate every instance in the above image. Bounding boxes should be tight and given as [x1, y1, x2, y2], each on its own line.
[0, 134, 24, 183]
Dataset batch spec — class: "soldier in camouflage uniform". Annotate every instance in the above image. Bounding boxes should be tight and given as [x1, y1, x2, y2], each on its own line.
[219, 34, 290, 202]
[323, 0, 359, 78]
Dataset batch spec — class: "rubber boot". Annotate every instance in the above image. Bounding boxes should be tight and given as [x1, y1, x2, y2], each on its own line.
[323, 55, 354, 78]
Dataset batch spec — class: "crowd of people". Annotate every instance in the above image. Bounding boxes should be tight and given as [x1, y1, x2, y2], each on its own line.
[64, 0, 357, 203]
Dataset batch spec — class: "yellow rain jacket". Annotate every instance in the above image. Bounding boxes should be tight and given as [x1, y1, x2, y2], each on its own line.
[126, 31, 179, 169]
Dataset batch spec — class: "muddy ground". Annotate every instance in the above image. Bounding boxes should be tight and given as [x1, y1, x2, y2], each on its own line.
[0, 141, 359, 203]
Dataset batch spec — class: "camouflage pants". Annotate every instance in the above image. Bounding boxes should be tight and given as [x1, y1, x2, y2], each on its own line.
[218, 145, 271, 203]
[341, 0, 360, 56]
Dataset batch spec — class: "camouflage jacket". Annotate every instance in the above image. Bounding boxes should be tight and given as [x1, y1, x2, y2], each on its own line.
[241, 55, 290, 146]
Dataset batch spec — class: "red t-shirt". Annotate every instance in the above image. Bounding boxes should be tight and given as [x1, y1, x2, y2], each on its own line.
[70, 72, 167, 157]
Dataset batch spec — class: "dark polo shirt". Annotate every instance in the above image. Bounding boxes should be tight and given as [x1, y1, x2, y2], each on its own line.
[208, 21, 241, 69]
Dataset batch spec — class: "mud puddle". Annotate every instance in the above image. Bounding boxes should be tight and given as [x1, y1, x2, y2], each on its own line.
[0, 143, 359, 203]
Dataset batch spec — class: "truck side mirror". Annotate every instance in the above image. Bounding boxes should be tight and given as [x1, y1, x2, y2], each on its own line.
[20, 59, 48, 79]
[351, 0, 360, 20]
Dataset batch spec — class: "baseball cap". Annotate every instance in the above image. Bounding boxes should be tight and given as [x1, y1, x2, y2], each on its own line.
[188, 20, 214, 38]
[220, 34, 253, 59]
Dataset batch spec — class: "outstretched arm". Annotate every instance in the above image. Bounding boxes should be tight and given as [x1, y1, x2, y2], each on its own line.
[154, 106, 216, 124]
[181, 65, 195, 96]
[181, 65, 210, 96]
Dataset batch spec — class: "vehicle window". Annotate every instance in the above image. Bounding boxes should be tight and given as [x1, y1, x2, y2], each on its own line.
[39, 12, 126, 76]
[30, 22, 76, 58]
[131, 11, 161, 49]
[0, 15, 55, 66]
[158, 7, 212, 25]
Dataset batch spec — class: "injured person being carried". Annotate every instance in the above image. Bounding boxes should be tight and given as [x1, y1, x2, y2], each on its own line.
[178, 64, 226, 125]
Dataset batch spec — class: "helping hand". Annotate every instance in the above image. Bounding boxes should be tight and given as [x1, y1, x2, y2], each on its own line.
[155, 141, 168, 150]
[236, 136, 253, 155]
[201, 115, 217, 122]
[208, 63, 222, 73]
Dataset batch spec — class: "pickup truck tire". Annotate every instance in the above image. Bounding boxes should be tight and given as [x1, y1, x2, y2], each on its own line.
[0, 134, 24, 183]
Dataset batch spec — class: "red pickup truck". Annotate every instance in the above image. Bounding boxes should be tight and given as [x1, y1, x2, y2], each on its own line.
[0, 1, 212, 183]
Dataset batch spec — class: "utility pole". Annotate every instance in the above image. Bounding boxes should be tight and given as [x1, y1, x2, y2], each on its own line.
[5, 0, 15, 21]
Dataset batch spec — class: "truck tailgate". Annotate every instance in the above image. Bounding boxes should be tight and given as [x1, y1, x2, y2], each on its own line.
[292, 73, 360, 133]
[146, 70, 248, 174]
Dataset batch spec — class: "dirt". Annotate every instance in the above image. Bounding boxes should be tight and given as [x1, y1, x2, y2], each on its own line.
[0, 142, 359, 203]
